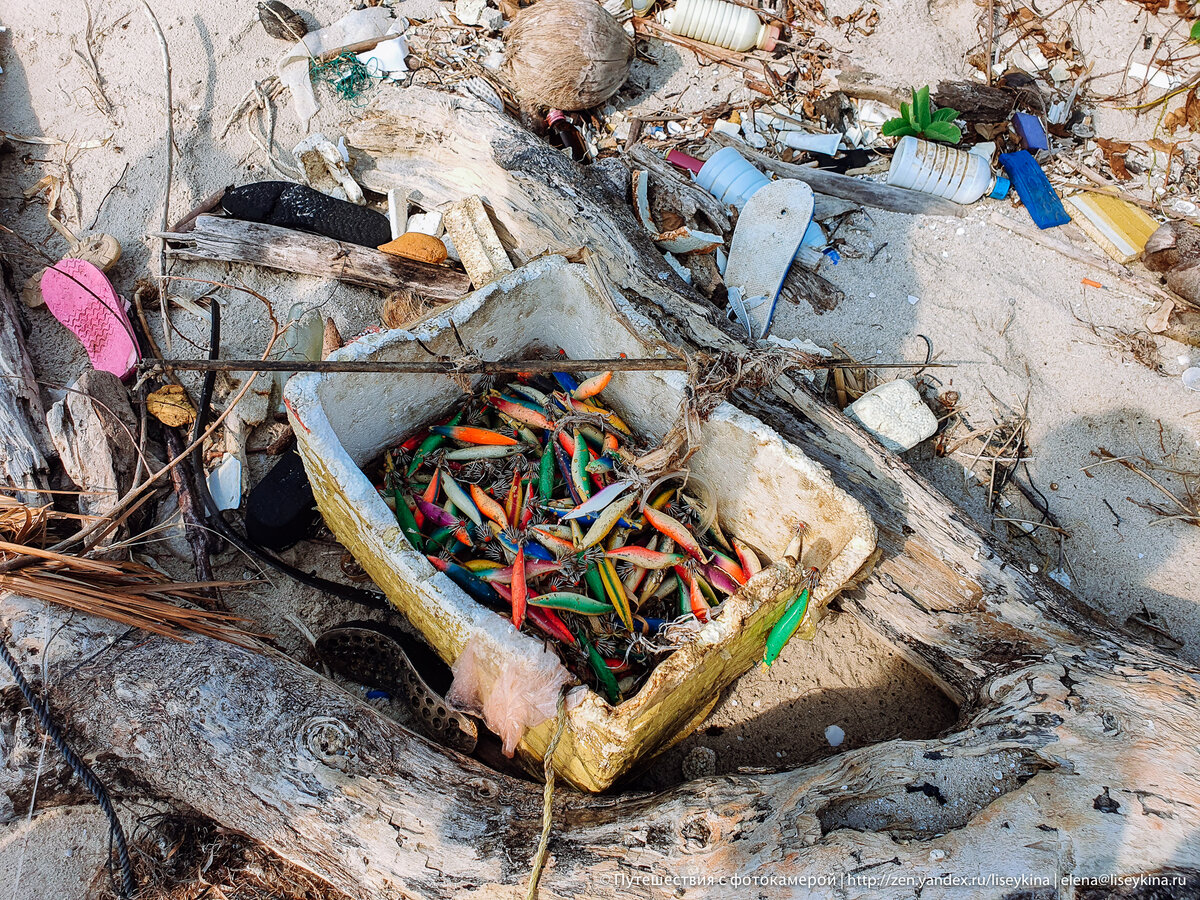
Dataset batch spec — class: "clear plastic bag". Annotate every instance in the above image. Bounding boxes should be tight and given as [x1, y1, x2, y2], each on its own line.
[448, 636, 571, 756]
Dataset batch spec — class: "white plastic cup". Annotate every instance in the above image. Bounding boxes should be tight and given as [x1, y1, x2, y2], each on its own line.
[778, 131, 843, 156]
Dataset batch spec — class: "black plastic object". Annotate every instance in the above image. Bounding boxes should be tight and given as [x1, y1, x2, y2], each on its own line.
[245, 447, 317, 549]
[221, 181, 392, 248]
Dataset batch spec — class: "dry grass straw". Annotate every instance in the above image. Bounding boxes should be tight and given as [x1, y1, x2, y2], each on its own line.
[380, 288, 434, 330]
[0, 495, 257, 646]
[1070, 305, 1163, 373]
[1087, 445, 1200, 527]
[92, 813, 349, 900]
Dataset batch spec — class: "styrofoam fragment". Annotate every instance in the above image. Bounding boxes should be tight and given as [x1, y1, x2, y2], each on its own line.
[407, 211, 443, 237]
[293, 133, 365, 205]
[442, 195, 513, 288]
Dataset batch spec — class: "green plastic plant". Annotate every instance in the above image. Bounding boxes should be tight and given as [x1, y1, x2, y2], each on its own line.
[882, 86, 962, 144]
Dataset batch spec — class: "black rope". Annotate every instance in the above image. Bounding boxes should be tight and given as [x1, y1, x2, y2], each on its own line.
[188, 303, 387, 610]
[0, 635, 137, 898]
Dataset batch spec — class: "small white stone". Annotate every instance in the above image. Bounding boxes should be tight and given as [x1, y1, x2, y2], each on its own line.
[1029, 563, 1039, 573]
[825, 724, 845, 747]
[929, 849, 945, 862]
[956, 227, 965, 236]
[868, 291, 876, 298]
[845, 379, 938, 452]
[907, 294, 919, 304]
[1138, 553, 1145, 559]
[752, 699, 761, 708]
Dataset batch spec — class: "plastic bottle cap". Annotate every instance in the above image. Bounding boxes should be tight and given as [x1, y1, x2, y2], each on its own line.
[547, 109, 566, 126]
[759, 24, 780, 52]
[989, 175, 1011, 200]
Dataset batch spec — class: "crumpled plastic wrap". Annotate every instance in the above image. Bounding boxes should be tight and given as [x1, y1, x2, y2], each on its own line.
[448, 636, 571, 757]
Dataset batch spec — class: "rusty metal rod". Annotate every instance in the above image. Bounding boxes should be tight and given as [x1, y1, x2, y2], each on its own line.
[146, 357, 957, 376]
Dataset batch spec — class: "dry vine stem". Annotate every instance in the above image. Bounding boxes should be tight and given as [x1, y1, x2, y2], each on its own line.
[139, 0, 175, 349]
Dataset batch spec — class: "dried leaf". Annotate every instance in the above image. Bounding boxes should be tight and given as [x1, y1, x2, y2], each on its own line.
[257, 0, 308, 42]
[1146, 138, 1181, 156]
[1096, 138, 1133, 182]
[1164, 86, 1200, 134]
[1037, 39, 1075, 61]
[1127, 0, 1169, 12]
[147, 384, 197, 427]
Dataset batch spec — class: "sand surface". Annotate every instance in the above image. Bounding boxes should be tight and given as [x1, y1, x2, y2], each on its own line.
[1, 0, 1198, 895]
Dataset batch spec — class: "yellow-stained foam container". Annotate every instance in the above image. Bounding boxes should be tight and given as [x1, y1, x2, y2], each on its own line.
[284, 256, 876, 791]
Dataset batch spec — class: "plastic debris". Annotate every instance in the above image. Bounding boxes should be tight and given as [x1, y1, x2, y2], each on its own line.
[999, 151, 1070, 229]
[447, 635, 570, 757]
[207, 454, 244, 512]
[1011, 112, 1048, 151]
[40, 259, 139, 380]
[278, 7, 396, 127]
[293, 133, 366, 204]
[1065, 193, 1160, 264]
[665, 0, 779, 52]
[888, 136, 1010, 204]
[378, 232, 449, 264]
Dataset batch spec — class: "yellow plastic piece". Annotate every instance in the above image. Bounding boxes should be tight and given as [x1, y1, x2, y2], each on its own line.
[1065, 192, 1161, 264]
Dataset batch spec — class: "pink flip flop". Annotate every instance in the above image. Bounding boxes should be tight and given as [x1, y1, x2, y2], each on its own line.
[40, 259, 140, 379]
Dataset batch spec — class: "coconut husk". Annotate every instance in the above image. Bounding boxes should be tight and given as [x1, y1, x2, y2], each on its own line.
[503, 0, 633, 111]
[1143, 220, 1200, 273]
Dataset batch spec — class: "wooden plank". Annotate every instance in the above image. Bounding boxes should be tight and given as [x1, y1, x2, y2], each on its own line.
[164, 215, 472, 300]
[711, 132, 966, 217]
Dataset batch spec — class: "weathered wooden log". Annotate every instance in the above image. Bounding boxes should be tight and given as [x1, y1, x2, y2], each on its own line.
[161, 215, 472, 299]
[0, 260, 52, 504]
[710, 133, 965, 218]
[7, 88, 1200, 898]
[932, 80, 1016, 123]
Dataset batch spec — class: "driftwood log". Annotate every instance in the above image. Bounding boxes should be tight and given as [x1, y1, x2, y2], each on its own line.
[0, 261, 52, 504]
[932, 80, 1017, 123]
[161, 215, 472, 299]
[5, 88, 1200, 898]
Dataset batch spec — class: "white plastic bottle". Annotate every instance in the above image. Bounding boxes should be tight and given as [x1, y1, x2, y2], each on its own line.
[665, 0, 780, 52]
[887, 135, 1010, 204]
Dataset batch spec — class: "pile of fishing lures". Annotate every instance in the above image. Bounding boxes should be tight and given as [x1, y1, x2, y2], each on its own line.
[372, 367, 772, 704]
